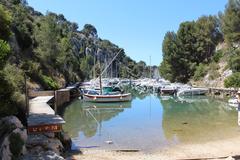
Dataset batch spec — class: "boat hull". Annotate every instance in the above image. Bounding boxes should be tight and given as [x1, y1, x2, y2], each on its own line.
[83, 93, 132, 103]
[160, 89, 177, 95]
[177, 88, 208, 96]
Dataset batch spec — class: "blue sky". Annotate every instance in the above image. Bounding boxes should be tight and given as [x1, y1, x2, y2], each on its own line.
[27, 0, 227, 65]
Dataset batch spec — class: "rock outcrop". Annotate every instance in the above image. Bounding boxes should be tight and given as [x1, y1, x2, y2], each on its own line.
[0, 116, 27, 160]
[0, 116, 69, 160]
[23, 132, 70, 159]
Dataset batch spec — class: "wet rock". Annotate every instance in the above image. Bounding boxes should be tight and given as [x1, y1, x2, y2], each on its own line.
[65, 156, 78, 160]
[59, 132, 72, 151]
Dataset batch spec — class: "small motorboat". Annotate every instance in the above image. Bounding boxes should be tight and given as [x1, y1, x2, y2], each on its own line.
[160, 85, 177, 95]
[177, 88, 208, 96]
[228, 98, 239, 108]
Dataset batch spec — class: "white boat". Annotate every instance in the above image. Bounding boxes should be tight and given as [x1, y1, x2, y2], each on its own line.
[83, 93, 132, 103]
[177, 88, 208, 96]
[228, 98, 239, 108]
[160, 85, 177, 95]
[82, 49, 132, 103]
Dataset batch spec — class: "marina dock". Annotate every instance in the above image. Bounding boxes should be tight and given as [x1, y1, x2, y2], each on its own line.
[27, 95, 65, 133]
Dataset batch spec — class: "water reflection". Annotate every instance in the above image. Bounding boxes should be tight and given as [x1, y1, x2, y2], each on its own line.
[63, 101, 131, 138]
[160, 96, 237, 143]
[63, 95, 239, 151]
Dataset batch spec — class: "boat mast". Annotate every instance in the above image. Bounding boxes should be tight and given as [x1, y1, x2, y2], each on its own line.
[149, 56, 151, 79]
[99, 62, 103, 95]
[100, 49, 122, 77]
[93, 55, 96, 79]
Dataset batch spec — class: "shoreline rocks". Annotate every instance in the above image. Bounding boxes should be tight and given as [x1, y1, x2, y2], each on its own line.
[0, 116, 73, 160]
[23, 132, 72, 159]
[0, 116, 27, 160]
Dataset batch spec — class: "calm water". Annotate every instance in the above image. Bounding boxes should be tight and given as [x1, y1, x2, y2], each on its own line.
[63, 94, 239, 151]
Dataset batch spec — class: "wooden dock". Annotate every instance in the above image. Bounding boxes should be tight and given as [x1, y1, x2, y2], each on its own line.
[29, 96, 55, 115]
[26, 85, 80, 134]
[27, 95, 65, 134]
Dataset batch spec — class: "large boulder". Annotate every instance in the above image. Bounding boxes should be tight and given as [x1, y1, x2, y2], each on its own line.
[26, 134, 64, 155]
[59, 132, 72, 151]
[0, 116, 27, 160]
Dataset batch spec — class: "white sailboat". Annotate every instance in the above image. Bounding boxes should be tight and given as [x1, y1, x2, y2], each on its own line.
[83, 49, 132, 103]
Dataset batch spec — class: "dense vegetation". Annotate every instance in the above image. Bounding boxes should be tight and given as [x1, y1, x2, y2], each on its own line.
[159, 0, 240, 88]
[0, 0, 152, 117]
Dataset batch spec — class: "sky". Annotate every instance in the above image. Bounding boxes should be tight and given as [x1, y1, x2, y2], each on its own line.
[27, 0, 228, 66]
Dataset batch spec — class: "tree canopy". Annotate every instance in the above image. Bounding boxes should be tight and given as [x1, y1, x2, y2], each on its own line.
[159, 16, 222, 83]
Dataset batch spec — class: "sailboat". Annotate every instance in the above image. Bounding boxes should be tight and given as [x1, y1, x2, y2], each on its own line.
[83, 93, 132, 103]
[83, 49, 132, 103]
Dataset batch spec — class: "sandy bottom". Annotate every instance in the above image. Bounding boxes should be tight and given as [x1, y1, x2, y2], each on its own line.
[72, 136, 240, 160]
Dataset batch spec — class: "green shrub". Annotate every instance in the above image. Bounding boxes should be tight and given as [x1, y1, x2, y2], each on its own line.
[224, 72, 240, 88]
[0, 39, 10, 69]
[0, 4, 12, 40]
[212, 50, 224, 63]
[208, 62, 220, 80]
[209, 62, 220, 70]
[40, 74, 59, 90]
[2, 63, 24, 92]
[193, 63, 207, 81]
[9, 132, 24, 160]
[0, 73, 18, 117]
[228, 50, 240, 72]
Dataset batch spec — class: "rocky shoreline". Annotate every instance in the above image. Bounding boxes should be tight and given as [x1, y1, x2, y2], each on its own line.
[0, 116, 75, 160]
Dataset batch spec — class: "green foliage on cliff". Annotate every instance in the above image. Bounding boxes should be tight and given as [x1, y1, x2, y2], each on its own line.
[160, 0, 240, 86]
[0, 3, 19, 117]
[193, 63, 208, 81]
[224, 72, 240, 88]
[0, 40, 11, 69]
[0, 4, 12, 40]
[160, 16, 222, 83]
[228, 49, 240, 72]
[0, 0, 149, 117]
[221, 0, 240, 45]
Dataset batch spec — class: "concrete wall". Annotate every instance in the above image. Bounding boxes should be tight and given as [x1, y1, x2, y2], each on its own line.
[55, 89, 70, 107]
[28, 90, 54, 98]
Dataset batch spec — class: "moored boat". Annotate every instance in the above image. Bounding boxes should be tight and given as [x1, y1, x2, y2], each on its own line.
[160, 85, 177, 95]
[83, 93, 132, 103]
[228, 98, 239, 108]
[177, 88, 208, 96]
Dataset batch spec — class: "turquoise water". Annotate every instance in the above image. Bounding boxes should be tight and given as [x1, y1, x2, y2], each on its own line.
[63, 94, 238, 151]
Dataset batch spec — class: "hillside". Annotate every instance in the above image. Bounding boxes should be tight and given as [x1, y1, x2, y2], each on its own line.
[159, 0, 240, 88]
[0, 0, 153, 117]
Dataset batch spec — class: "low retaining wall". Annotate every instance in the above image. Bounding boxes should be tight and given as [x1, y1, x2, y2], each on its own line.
[28, 90, 54, 98]
[208, 87, 238, 97]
